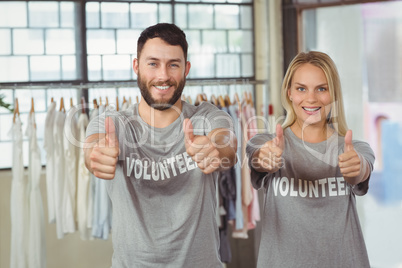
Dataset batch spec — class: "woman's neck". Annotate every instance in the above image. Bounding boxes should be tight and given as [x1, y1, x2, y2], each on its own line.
[290, 120, 334, 143]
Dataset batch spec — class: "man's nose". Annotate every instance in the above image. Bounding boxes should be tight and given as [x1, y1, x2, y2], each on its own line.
[156, 66, 169, 81]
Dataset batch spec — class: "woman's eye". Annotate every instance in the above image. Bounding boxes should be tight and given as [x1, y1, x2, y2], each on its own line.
[318, 87, 327, 92]
[297, 87, 305, 91]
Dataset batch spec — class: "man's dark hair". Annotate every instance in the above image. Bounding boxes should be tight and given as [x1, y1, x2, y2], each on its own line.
[137, 23, 188, 61]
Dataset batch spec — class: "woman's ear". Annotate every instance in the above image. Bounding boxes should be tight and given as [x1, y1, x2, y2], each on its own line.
[288, 89, 292, 101]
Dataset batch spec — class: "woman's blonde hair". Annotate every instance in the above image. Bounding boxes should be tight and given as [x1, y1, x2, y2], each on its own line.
[281, 51, 348, 136]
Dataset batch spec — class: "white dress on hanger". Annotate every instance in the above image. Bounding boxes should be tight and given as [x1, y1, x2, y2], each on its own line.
[76, 112, 91, 240]
[91, 105, 112, 240]
[86, 107, 99, 233]
[44, 101, 56, 223]
[25, 112, 46, 268]
[53, 110, 66, 239]
[62, 106, 79, 234]
[9, 115, 29, 268]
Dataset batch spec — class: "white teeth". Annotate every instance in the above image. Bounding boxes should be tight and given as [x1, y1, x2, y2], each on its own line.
[303, 107, 320, 112]
[155, 86, 170, 90]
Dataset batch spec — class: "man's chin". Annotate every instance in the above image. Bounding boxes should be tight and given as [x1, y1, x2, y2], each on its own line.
[151, 103, 173, 111]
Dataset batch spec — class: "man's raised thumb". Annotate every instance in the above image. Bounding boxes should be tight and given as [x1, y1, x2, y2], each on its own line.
[183, 118, 194, 146]
[105, 117, 117, 147]
[344, 130, 353, 152]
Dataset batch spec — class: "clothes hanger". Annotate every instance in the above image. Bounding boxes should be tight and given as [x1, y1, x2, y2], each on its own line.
[59, 97, 65, 113]
[136, 96, 139, 103]
[13, 98, 20, 123]
[195, 94, 203, 106]
[106, 96, 109, 107]
[243, 91, 248, 105]
[30, 97, 35, 115]
[218, 95, 226, 108]
[116, 96, 119, 111]
[81, 96, 86, 114]
[224, 95, 231, 107]
[99, 97, 102, 106]
[234, 92, 240, 105]
[247, 91, 253, 107]
[70, 97, 74, 108]
[211, 94, 218, 106]
[93, 99, 98, 109]
[187, 96, 192, 105]
[234, 92, 241, 111]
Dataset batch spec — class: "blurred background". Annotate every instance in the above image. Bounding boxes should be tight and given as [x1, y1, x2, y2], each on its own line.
[0, 0, 401, 267]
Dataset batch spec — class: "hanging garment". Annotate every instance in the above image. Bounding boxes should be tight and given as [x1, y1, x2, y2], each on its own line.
[243, 104, 260, 229]
[44, 101, 57, 223]
[9, 115, 29, 268]
[62, 107, 79, 234]
[86, 107, 100, 232]
[26, 112, 47, 268]
[76, 112, 91, 240]
[120, 101, 129, 111]
[231, 102, 253, 239]
[53, 110, 67, 239]
[227, 104, 244, 230]
[91, 105, 113, 240]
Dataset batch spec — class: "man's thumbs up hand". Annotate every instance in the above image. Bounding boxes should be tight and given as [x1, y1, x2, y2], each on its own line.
[105, 116, 118, 148]
[183, 118, 221, 174]
[339, 130, 361, 181]
[89, 117, 120, 180]
[183, 118, 195, 147]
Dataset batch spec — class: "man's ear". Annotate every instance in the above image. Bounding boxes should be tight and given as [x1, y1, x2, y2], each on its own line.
[185, 61, 191, 77]
[133, 58, 139, 75]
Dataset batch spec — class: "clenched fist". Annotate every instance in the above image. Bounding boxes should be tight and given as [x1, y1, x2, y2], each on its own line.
[86, 117, 120, 180]
[183, 118, 222, 174]
[252, 124, 284, 173]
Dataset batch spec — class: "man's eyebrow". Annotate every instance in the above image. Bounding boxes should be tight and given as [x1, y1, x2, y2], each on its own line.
[144, 57, 183, 63]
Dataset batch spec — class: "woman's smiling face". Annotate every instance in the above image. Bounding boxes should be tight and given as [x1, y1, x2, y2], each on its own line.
[288, 63, 332, 128]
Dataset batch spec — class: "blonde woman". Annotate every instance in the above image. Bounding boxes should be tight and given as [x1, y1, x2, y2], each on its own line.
[247, 51, 374, 267]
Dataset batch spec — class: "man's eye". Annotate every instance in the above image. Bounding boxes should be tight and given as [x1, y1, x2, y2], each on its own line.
[148, 62, 156, 67]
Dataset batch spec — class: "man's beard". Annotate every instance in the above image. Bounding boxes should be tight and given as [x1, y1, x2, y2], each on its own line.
[137, 71, 186, 111]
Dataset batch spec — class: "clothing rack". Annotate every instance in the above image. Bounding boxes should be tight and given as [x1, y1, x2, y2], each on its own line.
[0, 79, 268, 90]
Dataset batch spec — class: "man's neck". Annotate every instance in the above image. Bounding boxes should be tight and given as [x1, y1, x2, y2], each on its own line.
[138, 99, 183, 128]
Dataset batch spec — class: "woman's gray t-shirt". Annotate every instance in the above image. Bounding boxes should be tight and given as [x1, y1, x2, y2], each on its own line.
[246, 127, 375, 268]
[86, 101, 233, 268]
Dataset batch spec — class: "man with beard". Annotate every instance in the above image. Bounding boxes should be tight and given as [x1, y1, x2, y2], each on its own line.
[84, 23, 237, 267]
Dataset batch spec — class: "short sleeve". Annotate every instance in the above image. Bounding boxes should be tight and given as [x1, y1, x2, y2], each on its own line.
[86, 109, 121, 138]
[191, 102, 234, 136]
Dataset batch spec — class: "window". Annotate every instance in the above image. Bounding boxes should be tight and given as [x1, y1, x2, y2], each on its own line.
[0, 0, 255, 169]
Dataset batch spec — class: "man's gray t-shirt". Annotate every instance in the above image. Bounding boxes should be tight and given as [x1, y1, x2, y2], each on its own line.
[86, 101, 233, 268]
[246, 127, 375, 268]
